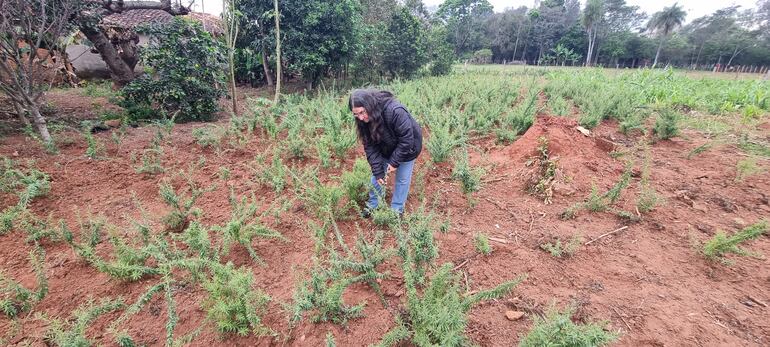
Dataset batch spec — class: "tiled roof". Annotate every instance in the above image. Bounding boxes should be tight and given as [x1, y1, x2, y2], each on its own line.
[186, 12, 224, 35]
[101, 10, 223, 35]
[102, 9, 173, 29]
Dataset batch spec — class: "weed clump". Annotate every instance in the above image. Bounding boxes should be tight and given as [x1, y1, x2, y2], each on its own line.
[519, 306, 618, 347]
[702, 221, 768, 264]
[43, 297, 125, 347]
[379, 263, 525, 347]
[524, 137, 558, 204]
[540, 235, 582, 258]
[474, 233, 491, 255]
[202, 262, 271, 336]
[653, 108, 679, 140]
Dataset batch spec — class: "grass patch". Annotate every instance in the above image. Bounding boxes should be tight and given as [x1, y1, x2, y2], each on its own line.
[702, 220, 768, 264]
[540, 234, 582, 258]
[519, 306, 618, 347]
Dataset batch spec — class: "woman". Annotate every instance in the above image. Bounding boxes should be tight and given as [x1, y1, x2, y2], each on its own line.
[349, 89, 422, 217]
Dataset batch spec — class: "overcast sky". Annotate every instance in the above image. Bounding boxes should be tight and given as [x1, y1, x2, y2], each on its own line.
[193, 0, 762, 23]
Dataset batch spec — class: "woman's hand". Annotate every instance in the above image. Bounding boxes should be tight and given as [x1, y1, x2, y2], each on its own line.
[377, 165, 396, 186]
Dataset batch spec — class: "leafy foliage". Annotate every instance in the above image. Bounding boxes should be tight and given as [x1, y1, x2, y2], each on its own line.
[120, 18, 227, 122]
[0, 247, 48, 318]
[519, 306, 618, 347]
[43, 297, 125, 347]
[540, 235, 582, 258]
[214, 193, 285, 263]
[474, 233, 491, 255]
[702, 221, 768, 264]
[202, 262, 271, 336]
[379, 262, 525, 347]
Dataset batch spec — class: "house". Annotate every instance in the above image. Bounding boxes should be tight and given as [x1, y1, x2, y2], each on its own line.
[66, 9, 222, 79]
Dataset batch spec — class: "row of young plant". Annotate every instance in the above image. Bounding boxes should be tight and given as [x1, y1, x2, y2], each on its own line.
[543, 67, 769, 133]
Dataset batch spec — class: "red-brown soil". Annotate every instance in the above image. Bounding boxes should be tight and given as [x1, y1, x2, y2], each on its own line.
[1, 89, 769, 347]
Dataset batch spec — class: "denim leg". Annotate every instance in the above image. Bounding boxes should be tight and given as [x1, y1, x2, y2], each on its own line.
[366, 175, 384, 209]
[390, 159, 416, 213]
[366, 162, 389, 209]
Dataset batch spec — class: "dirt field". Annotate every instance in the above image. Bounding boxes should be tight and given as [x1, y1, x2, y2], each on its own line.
[1, 86, 769, 346]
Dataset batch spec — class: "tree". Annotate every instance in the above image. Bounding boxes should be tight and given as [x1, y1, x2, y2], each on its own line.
[273, 0, 281, 102]
[647, 3, 686, 68]
[279, 0, 359, 89]
[236, 0, 275, 86]
[529, 0, 577, 65]
[76, 0, 191, 86]
[382, 8, 428, 78]
[223, 0, 240, 114]
[582, 0, 605, 66]
[0, 0, 82, 145]
[436, 0, 494, 57]
[120, 18, 227, 122]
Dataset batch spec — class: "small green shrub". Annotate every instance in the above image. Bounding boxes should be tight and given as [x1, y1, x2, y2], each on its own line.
[120, 18, 227, 122]
[43, 297, 125, 347]
[474, 233, 491, 255]
[425, 121, 465, 163]
[378, 262, 525, 347]
[451, 149, 483, 197]
[159, 176, 211, 233]
[202, 262, 271, 336]
[653, 109, 679, 140]
[735, 158, 763, 181]
[702, 221, 768, 264]
[549, 95, 569, 116]
[341, 158, 371, 206]
[132, 146, 165, 175]
[192, 125, 227, 149]
[214, 193, 284, 263]
[519, 306, 618, 347]
[372, 207, 401, 227]
[540, 235, 582, 258]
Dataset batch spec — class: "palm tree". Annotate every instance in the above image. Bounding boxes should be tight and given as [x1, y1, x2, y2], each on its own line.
[647, 3, 687, 68]
[581, 0, 605, 67]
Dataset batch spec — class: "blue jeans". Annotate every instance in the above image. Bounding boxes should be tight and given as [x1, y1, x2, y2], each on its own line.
[366, 159, 416, 213]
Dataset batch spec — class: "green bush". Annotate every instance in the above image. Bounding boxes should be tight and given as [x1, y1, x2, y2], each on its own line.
[653, 109, 679, 140]
[702, 221, 768, 264]
[120, 18, 227, 122]
[341, 158, 372, 206]
[519, 306, 618, 347]
[202, 262, 271, 336]
[378, 262, 524, 347]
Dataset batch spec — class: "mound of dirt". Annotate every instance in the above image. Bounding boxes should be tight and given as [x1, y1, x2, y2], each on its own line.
[490, 115, 625, 199]
[502, 116, 614, 163]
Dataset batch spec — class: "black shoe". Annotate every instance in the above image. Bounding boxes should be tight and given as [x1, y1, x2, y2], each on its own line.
[361, 208, 372, 218]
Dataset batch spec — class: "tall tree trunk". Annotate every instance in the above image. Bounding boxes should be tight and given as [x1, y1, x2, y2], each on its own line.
[512, 23, 522, 62]
[693, 44, 703, 69]
[273, 0, 281, 104]
[79, 25, 135, 86]
[259, 23, 273, 86]
[261, 44, 274, 86]
[223, 0, 238, 115]
[652, 37, 664, 69]
[29, 104, 52, 144]
[586, 28, 594, 66]
[12, 100, 32, 128]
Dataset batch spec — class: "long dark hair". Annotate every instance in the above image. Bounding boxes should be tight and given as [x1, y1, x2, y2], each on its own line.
[349, 89, 394, 144]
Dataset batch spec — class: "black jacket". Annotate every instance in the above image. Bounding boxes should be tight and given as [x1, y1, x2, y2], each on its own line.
[364, 99, 423, 179]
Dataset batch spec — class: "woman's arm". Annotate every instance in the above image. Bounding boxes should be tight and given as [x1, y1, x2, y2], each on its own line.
[388, 107, 415, 168]
[364, 141, 387, 179]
